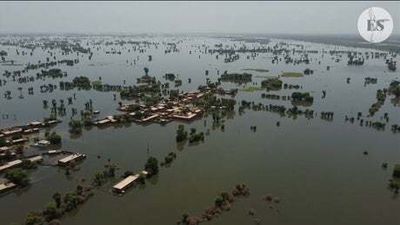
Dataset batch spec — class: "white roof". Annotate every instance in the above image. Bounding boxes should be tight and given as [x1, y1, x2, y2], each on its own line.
[38, 140, 50, 145]
[0, 159, 23, 172]
[113, 174, 140, 190]
[27, 155, 43, 163]
[0, 146, 10, 152]
[58, 153, 84, 164]
[30, 121, 42, 126]
[0, 182, 16, 191]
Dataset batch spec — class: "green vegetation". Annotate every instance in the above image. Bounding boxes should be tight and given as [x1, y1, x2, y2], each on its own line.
[5, 168, 30, 186]
[47, 132, 62, 145]
[389, 81, 400, 97]
[261, 78, 283, 91]
[161, 152, 177, 166]
[178, 184, 250, 225]
[393, 164, 400, 178]
[281, 72, 304, 78]
[25, 212, 43, 225]
[369, 89, 386, 116]
[220, 72, 252, 84]
[242, 68, 269, 73]
[21, 159, 38, 170]
[24, 185, 94, 225]
[176, 125, 188, 142]
[188, 128, 205, 144]
[68, 120, 83, 135]
[164, 73, 176, 81]
[37, 68, 66, 79]
[144, 157, 159, 176]
[73, 76, 91, 89]
[291, 92, 314, 106]
[240, 86, 264, 92]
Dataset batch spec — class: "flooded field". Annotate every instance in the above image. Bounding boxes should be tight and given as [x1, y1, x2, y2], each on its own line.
[0, 34, 399, 225]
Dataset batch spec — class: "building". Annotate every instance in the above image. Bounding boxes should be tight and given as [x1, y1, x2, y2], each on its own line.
[0, 159, 23, 173]
[58, 153, 86, 166]
[0, 181, 16, 193]
[27, 155, 43, 163]
[112, 174, 140, 193]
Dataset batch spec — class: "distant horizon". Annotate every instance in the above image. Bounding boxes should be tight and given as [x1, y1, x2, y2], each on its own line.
[0, 1, 399, 35]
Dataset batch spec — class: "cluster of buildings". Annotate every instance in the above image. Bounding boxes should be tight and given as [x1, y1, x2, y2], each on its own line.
[0, 119, 60, 146]
[94, 90, 209, 126]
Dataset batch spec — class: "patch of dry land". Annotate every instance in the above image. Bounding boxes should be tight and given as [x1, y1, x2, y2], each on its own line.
[281, 72, 304, 78]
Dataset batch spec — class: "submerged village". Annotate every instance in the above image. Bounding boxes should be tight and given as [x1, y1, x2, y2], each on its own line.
[0, 34, 400, 225]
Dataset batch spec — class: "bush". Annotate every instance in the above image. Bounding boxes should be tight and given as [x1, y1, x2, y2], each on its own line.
[5, 168, 30, 186]
[25, 212, 43, 225]
[144, 157, 159, 176]
[48, 132, 62, 145]
[68, 120, 82, 134]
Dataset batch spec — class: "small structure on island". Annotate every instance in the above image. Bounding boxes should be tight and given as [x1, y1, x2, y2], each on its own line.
[112, 170, 148, 193]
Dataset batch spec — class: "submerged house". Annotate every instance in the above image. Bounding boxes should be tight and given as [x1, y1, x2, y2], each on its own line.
[58, 153, 86, 166]
[112, 171, 148, 193]
[0, 159, 23, 173]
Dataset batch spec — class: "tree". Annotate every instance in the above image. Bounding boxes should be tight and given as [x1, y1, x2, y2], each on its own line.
[63, 192, 79, 211]
[52, 192, 62, 208]
[5, 168, 30, 186]
[144, 157, 159, 176]
[176, 125, 188, 142]
[42, 202, 60, 222]
[144, 67, 149, 76]
[48, 132, 61, 145]
[68, 120, 82, 134]
[93, 172, 104, 186]
[25, 212, 43, 225]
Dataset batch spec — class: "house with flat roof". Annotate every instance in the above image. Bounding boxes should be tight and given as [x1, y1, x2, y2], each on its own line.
[58, 153, 86, 166]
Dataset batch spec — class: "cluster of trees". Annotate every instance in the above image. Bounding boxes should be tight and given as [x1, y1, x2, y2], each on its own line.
[5, 168, 30, 186]
[178, 184, 250, 225]
[144, 157, 159, 176]
[46, 131, 62, 145]
[161, 152, 177, 166]
[188, 128, 205, 144]
[92, 163, 117, 186]
[25, 185, 94, 225]
[291, 92, 314, 106]
[176, 125, 188, 142]
[68, 120, 82, 135]
[219, 72, 252, 84]
[261, 78, 283, 91]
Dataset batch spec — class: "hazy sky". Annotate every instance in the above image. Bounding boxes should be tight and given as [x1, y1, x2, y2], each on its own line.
[0, 1, 399, 35]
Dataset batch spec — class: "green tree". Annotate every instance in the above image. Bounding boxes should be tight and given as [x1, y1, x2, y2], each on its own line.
[144, 157, 159, 176]
[42, 202, 60, 222]
[5, 168, 30, 186]
[52, 192, 62, 208]
[48, 132, 62, 145]
[25, 211, 43, 225]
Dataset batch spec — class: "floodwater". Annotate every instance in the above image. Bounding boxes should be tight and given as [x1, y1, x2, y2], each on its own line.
[0, 35, 400, 225]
